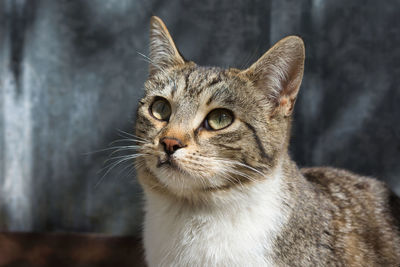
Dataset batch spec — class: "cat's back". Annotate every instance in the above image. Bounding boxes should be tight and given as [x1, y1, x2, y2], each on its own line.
[301, 166, 400, 265]
[300, 167, 400, 224]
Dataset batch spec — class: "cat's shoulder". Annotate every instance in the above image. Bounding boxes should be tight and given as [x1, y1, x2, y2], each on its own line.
[300, 166, 385, 192]
[300, 166, 399, 214]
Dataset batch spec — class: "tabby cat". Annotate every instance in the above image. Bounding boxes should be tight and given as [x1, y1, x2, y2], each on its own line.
[134, 16, 400, 266]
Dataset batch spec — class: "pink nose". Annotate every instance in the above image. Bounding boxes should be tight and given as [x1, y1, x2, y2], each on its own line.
[161, 137, 184, 155]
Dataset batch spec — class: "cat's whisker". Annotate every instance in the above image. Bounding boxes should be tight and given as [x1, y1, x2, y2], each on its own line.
[179, 156, 251, 188]
[109, 138, 148, 145]
[98, 156, 138, 178]
[120, 160, 143, 183]
[92, 130, 149, 154]
[170, 154, 263, 187]
[116, 129, 149, 142]
[112, 160, 138, 182]
[230, 168, 262, 183]
[103, 153, 147, 165]
[134, 158, 148, 170]
[233, 162, 265, 177]
[228, 169, 257, 183]
[85, 145, 142, 155]
[116, 135, 148, 144]
[222, 172, 245, 189]
[216, 161, 260, 184]
[96, 153, 148, 188]
[215, 158, 265, 178]
[195, 173, 209, 189]
[108, 146, 143, 157]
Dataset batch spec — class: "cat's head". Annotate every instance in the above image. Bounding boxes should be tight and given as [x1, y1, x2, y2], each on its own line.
[135, 16, 304, 199]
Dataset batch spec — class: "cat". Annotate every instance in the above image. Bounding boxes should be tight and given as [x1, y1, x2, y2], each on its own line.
[134, 16, 400, 266]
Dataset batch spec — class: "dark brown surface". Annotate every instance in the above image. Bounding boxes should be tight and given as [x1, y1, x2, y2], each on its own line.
[0, 232, 145, 267]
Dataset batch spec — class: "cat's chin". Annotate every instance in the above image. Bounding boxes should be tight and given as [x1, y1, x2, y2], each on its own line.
[140, 154, 229, 196]
[152, 168, 202, 193]
[148, 163, 217, 195]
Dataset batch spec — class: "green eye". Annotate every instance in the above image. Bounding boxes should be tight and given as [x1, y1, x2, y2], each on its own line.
[206, 109, 233, 130]
[151, 98, 171, 121]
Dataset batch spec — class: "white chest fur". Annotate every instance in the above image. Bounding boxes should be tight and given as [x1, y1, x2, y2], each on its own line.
[143, 170, 287, 267]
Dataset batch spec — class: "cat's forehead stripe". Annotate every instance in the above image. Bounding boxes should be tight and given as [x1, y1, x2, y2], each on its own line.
[173, 68, 229, 105]
[206, 73, 222, 87]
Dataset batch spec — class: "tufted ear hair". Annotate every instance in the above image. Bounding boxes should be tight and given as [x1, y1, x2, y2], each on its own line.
[149, 16, 185, 76]
[241, 36, 305, 117]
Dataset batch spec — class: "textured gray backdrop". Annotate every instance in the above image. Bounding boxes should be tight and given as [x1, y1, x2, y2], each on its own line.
[1, 0, 399, 235]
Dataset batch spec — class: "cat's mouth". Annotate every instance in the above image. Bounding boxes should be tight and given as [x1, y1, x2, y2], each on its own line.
[156, 155, 178, 169]
[156, 156, 171, 167]
[155, 154, 192, 177]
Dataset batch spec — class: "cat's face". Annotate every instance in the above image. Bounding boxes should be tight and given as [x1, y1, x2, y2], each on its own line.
[135, 17, 304, 198]
[136, 66, 275, 195]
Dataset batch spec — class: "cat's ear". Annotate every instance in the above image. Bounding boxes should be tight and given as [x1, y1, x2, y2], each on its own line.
[149, 16, 185, 76]
[241, 36, 305, 117]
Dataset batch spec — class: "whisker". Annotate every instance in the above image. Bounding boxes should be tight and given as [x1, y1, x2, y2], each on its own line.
[116, 129, 149, 142]
[98, 156, 136, 178]
[223, 172, 245, 189]
[108, 146, 142, 157]
[84, 145, 141, 155]
[103, 153, 147, 165]
[96, 154, 147, 188]
[134, 157, 147, 169]
[232, 161, 265, 177]
[109, 138, 148, 145]
[216, 158, 265, 177]
[89, 126, 152, 188]
[124, 165, 138, 181]
[185, 154, 263, 179]
[115, 162, 137, 182]
[227, 169, 257, 182]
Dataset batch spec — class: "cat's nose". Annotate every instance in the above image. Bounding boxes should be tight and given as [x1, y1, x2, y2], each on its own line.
[160, 137, 185, 155]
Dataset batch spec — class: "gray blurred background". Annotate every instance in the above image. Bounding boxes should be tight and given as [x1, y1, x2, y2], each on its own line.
[0, 0, 399, 235]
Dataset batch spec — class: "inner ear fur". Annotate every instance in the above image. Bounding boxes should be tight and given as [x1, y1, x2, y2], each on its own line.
[149, 16, 185, 76]
[241, 36, 305, 117]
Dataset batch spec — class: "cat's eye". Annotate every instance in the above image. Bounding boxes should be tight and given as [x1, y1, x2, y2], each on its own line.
[205, 109, 233, 130]
[150, 98, 171, 121]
